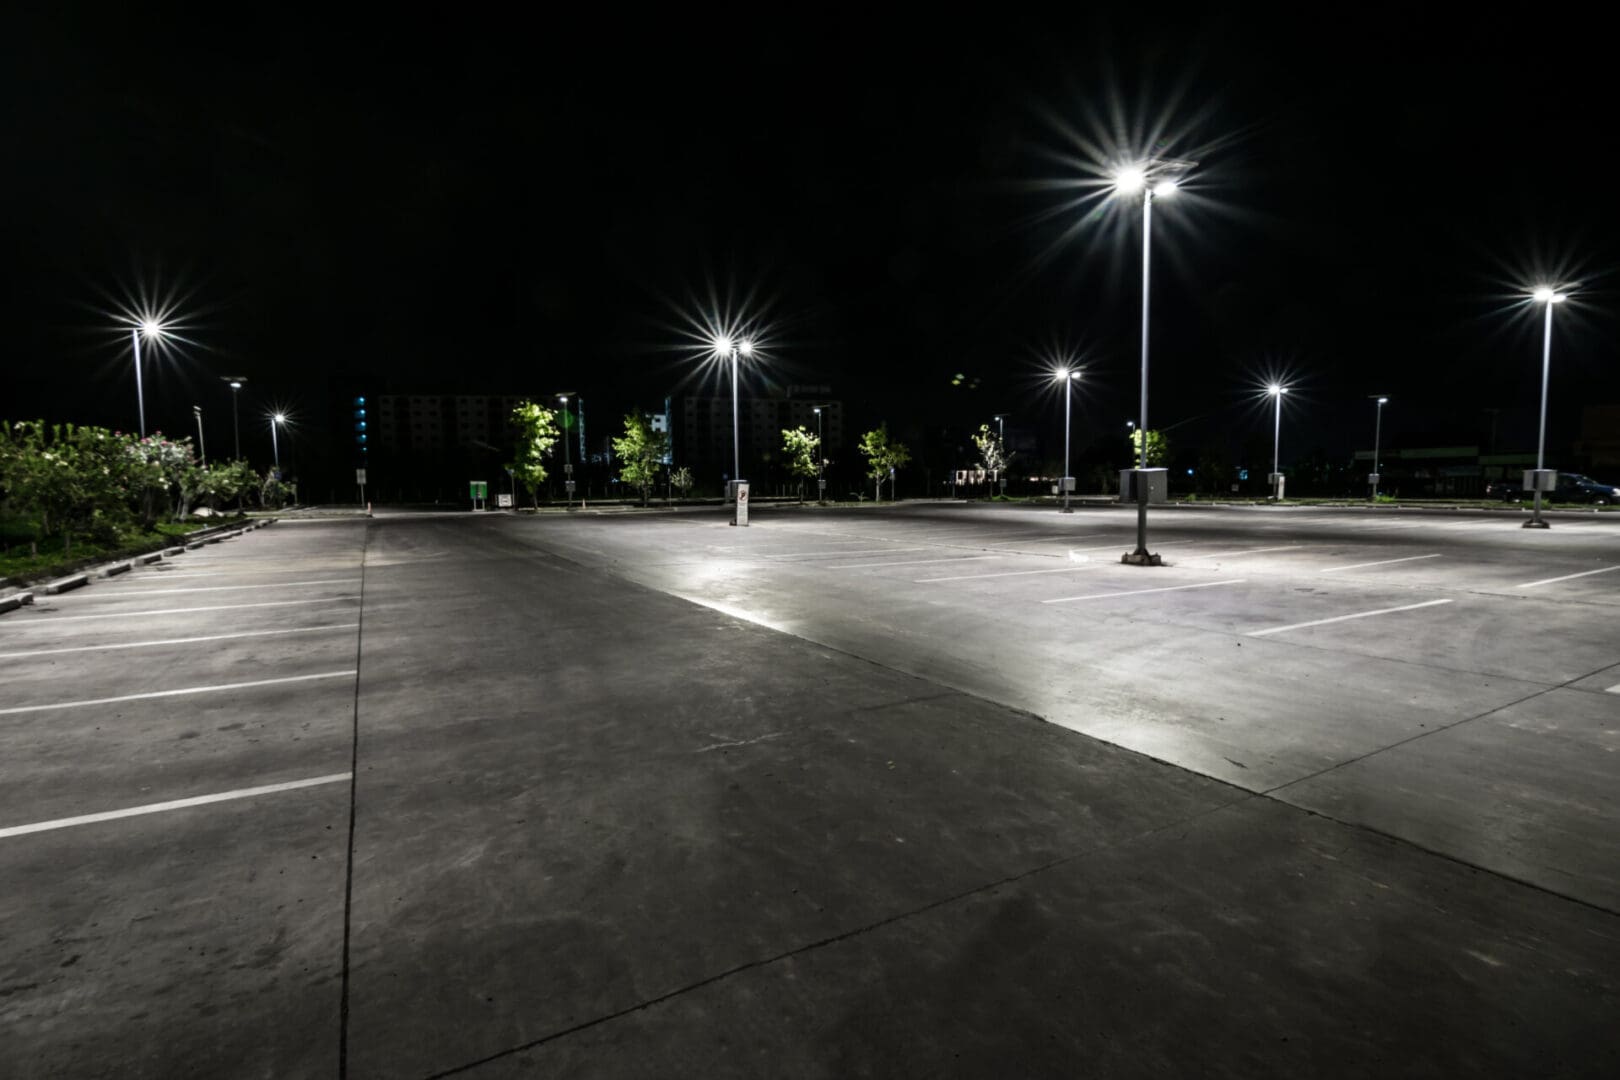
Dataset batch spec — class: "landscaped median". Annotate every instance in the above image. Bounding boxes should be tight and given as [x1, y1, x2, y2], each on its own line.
[0, 517, 275, 602]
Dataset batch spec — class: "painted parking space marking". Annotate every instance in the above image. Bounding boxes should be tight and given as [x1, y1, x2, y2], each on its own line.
[763, 547, 929, 560]
[1319, 553, 1442, 574]
[1183, 544, 1306, 560]
[1607, 684, 1620, 695]
[915, 564, 1101, 583]
[0, 623, 360, 661]
[0, 596, 361, 627]
[0, 670, 357, 716]
[1043, 579, 1249, 604]
[1515, 565, 1620, 589]
[0, 773, 352, 840]
[1248, 598, 1453, 637]
[84, 579, 359, 598]
[833, 555, 1005, 570]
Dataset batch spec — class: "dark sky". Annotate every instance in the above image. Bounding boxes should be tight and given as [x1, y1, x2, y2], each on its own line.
[4, 10, 1616, 470]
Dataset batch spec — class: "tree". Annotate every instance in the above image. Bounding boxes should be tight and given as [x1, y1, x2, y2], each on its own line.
[973, 424, 1011, 495]
[670, 465, 693, 498]
[780, 426, 820, 503]
[858, 424, 911, 502]
[1128, 428, 1169, 468]
[507, 401, 560, 508]
[611, 410, 669, 507]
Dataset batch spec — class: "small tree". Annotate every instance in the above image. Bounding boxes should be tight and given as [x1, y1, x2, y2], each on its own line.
[1128, 428, 1169, 468]
[781, 426, 820, 503]
[973, 424, 1011, 496]
[670, 465, 693, 499]
[858, 424, 912, 502]
[612, 410, 669, 507]
[507, 401, 560, 508]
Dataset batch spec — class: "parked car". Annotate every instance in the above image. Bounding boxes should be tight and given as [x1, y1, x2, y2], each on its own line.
[1485, 473, 1619, 504]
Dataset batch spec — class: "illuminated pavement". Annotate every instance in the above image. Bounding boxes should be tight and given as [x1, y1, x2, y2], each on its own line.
[2, 504, 1617, 1077]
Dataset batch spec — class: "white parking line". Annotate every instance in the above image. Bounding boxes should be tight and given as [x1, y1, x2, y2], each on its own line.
[0, 773, 352, 840]
[83, 579, 359, 598]
[1248, 598, 1453, 637]
[1183, 545, 1306, 560]
[0, 670, 358, 715]
[0, 596, 361, 627]
[763, 547, 929, 560]
[1515, 565, 1620, 589]
[1043, 579, 1249, 604]
[1319, 553, 1442, 574]
[916, 565, 1099, 583]
[833, 555, 1005, 570]
[0, 624, 360, 661]
[984, 533, 1110, 547]
[1607, 684, 1620, 695]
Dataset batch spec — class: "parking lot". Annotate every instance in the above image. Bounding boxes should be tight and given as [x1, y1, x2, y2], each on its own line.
[539, 501, 1620, 909]
[2, 502, 1617, 1077]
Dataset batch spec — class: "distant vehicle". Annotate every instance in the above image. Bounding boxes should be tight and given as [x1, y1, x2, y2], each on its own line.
[1485, 473, 1619, 504]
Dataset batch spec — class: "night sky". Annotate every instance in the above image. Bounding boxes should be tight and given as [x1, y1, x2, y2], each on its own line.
[4, 11, 1616, 476]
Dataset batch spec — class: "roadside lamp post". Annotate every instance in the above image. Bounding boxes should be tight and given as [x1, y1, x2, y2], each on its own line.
[993, 413, 1007, 494]
[1525, 287, 1567, 529]
[192, 405, 206, 466]
[130, 318, 165, 438]
[1114, 160, 1193, 564]
[1268, 384, 1289, 500]
[813, 406, 825, 502]
[558, 394, 572, 508]
[712, 336, 753, 515]
[270, 413, 285, 473]
[1056, 368, 1079, 513]
[222, 378, 247, 460]
[1369, 396, 1388, 499]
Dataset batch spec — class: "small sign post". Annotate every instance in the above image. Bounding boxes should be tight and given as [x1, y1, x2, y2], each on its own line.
[732, 481, 749, 526]
[497, 493, 513, 508]
[469, 480, 488, 511]
[356, 468, 367, 510]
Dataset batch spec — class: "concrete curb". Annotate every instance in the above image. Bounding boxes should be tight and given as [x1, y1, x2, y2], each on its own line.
[137, 552, 162, 565]
[0, 591, 34, 614]
[102, 562, 133, 577]
[43, 574, 89, 595]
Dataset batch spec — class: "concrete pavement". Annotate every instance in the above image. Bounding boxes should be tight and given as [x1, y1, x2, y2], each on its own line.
[2, 506, 1616, 1077]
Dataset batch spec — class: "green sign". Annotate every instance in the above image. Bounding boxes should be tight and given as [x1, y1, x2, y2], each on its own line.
[469, 481, 488, 498]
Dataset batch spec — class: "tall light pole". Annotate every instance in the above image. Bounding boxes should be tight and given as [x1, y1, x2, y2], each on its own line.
[993, 413, 1007, 495]
[270, 413, 285, 473]
[714, 336, 753, 498]
[558, 394, 572, 508]
[1525, 287, 1568, 529]
[130, 319, 165, 438]
[1268, 384, 1289, 500]
[1369, 396, 1388, 499]
[192, 405, 207, 466]
[1115, 161, 1193, 565]
[813, 406, 825, 502]
[1056, 369, 1078, 513]
[222, 378, 247, 460]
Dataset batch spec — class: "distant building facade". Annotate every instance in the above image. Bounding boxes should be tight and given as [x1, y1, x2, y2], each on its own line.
[676, 385, 844, 482]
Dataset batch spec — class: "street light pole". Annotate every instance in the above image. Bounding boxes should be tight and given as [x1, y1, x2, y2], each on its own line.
[1369, 396, 1388, 499]
[1057, 370, 1077, 513]
[1269, 385, 1287, 499]
[270, 414, 284, 473]
[1526, 288, 1567, 528]
[228, 380, 244, 460]
[1114, 162, 1190, 565]
[193, 405, 206, 466]
[814, 406, 825, 503]
[558, 394, 571, 508]
[133, 329, 147, 438]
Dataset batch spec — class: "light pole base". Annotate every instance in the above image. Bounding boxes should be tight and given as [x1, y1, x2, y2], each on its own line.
[1121, 550, 1163, 566]
[1522, 519, 1550, 529]
[1059, 506, 1074, 514]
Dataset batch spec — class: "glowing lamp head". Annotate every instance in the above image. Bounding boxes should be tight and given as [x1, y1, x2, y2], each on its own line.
[229, 381, 242, 390]
[737, 339, 754, 358]
[1532, 287, 1567, 304]
[1378, 396, 1388, 405]
[272, 413, 286, 424]
[1152, 179, 1179, 198]
[1114, 165, 1147, 195]
[138, 318, 163, 337]
[713, 334, 734, 356]
[1268, 384, 1284, 396]
[813, 407, 821, 414]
